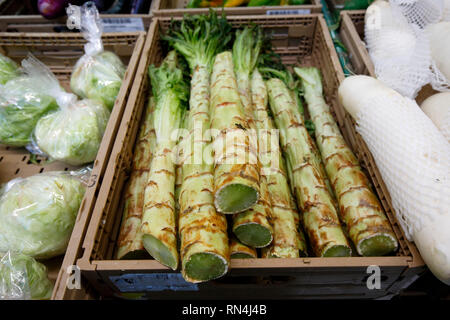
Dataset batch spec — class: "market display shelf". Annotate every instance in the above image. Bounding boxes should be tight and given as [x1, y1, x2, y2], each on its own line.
[150, 0, 322, 17]
[0, 14, 152, 33]
[67, 14, 425, 300]
[0, 31, 147, 300]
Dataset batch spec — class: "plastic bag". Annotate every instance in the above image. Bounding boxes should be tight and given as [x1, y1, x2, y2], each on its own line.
[0, 58, 59, 147]
[68, 2, 126, 111]
[0, 251, 53, 300]
[0, 169, 89, 260]
[32, 98, 110, 166]
[21, 55, 110, 165]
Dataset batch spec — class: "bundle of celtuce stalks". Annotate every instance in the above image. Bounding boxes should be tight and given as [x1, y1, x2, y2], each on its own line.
[294, 67, 398, 257]
[115, 11, 399, 284]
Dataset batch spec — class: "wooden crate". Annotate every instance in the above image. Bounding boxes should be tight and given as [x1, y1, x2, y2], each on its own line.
[72, 14, 425, 300]
[0, 31, 147, 300]
[0, 14, 152, 33]
[150, 0, 322, 16]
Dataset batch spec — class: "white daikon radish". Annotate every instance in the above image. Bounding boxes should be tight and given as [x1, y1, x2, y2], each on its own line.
[339, 75, 450, 285]
[365, 0, 416, 63]
[443, 0, 450, 21]
[427, 21, 450, 81]
[365, 0, 431, 98]
[421, 92, 450, 143]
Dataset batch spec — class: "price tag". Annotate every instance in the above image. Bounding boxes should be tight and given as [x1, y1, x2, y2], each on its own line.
[109, 273, 199, 293]
[101, 17, 145, 33]
[266, 9, 311, 15]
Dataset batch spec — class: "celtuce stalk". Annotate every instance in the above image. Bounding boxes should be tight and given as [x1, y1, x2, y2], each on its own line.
[231, 27, 273, 248]
[251, 69, 304, 258]
[267, 77, 351, 257]
[165, 12, 231, 282]
[210, 51, 260, 214]
[295, 67, 398, 257]
[116, 98, 156, 260]
[260, 67, 335, 198]
[230, 236, 257, 259]
[140, 51, 188, 270]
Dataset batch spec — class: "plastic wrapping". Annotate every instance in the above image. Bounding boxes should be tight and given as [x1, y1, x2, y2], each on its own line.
[0, 58, 59, 147]
[33, 98, 110, 166]
[0, 170, 89, 260]
[0, 53, 20, 85]
[20, 54, 110, 165]
[68, 2, 126, 110]
[0, 251, 53, 300]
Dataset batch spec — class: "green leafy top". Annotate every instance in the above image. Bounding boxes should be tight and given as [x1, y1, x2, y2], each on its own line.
[0, 53, 20, 85]
[148, 51, 189, 143]
[293, 67, 324, 97]
[163, 10, 232, 72]
[232, 25, 263, 78]
[148, 51, 189, 105]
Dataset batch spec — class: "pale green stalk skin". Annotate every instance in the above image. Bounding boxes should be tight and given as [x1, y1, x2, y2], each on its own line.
[294, 67, 398, 256]
[210, 51, 260, 214]
[141, 51, 186, 270]
[230, 236, 257, 259]
[175, 111, 189, 216]
[141, 93, 180, 270]
[267, 78, 351, 257]
[116, 98, 156, 260]
[179, 64, 230, 283]
[232, 58, 273, 248]
[251, 70, 301, 258]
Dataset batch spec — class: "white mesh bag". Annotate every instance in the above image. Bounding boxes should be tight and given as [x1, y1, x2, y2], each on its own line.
[365, 0, 432, 98]
[390, 0, 444, 28]
[339, 75, 450, 284]
[389, 0, 450, 91]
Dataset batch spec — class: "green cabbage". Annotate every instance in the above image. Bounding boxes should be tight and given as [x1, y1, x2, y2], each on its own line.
[0, 252, 53, 300]
[0, 53, 20, 85]
[0, 173, 86, 259]
[70, 51, 126, 111]
[34, 99, 110, 166]
[0, 76, 59, 147]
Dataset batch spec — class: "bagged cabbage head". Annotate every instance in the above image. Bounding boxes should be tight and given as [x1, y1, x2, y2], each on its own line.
[0, 251, 53, 300]
[0, 172, 86, 259]
[71, 51, 125, 110]
[0, 75, 58, 147]
[0, 53, 20, 85]
[33, 98, 110, 166]
[68, 2, 126, 110]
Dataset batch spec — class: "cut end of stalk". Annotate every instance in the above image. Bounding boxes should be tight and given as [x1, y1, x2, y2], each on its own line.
[357, 234, 398, 257]
[231, 252, 256, 259]
[142, 235, 178, 270]
[119, 249, 151, 260]
[215, 183, 258, 214]
[233, 223, 273, 248]
[184, 252, 228, 282]
[322, 245, 352, 257]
